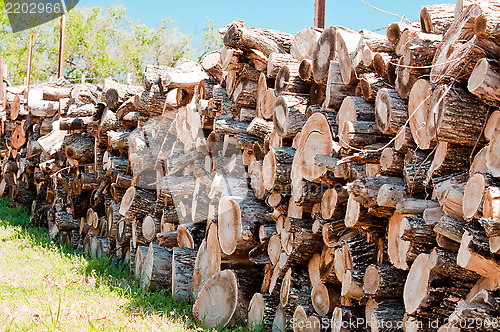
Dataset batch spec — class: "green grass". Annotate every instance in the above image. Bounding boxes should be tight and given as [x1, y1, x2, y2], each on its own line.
[0, 198, 249, 332]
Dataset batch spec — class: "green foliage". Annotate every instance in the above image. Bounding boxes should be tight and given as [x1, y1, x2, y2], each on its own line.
[198, 17, 223, 60]
[0, 3, 223, 85]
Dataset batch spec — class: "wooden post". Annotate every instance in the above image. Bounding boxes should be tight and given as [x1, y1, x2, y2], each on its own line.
[315, 0, 326, 29]
[25, 34, 34, 104]
[58, 14, 66, 79]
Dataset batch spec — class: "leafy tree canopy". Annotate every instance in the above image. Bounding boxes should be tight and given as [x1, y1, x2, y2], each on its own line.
[0, 3, 222, 85]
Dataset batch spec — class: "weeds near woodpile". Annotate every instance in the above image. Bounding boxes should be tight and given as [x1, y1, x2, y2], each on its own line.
[0, 198, 250, 332]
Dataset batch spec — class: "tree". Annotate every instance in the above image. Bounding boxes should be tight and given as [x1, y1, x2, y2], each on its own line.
[198, 18, 224, 60]
[0, 3, 211, 85]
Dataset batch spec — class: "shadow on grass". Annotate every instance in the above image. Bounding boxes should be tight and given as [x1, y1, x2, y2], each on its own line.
[0, 197, 206, 330]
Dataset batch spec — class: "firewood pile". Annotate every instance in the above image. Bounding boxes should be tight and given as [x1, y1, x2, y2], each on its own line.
[1, 1, 500, 331]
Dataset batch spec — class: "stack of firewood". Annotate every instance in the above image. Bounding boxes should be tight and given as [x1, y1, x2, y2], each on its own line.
[0, 1, 499, 331]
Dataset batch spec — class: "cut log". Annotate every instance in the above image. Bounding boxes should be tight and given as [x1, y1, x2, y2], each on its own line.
[142, 215, 161, 242]
[194, 268, 261, 327]
[420, 3, 455, 34]
[177, 223, 205, 250]
[377, 183, 407, 208]
[217, 194, 271, 256]
[347, 176, 404, 209]
[386, 21, 420, 44]
[191, 225, 221, 299]
[463, 173, 499, 219]
[429, 247, 480, 281]
[399, 215, 436, 245]
[339, 121, 389, 149]
[280, 268, 311, 308]
[311, 282, 340, 316]
[119, 187, 156, 218]
[273, 94, 308, 139]
[116, 218, 133, 247]
[430, 4, 489, 85]
[64, 133, 95, 164]
[446, 300, 500, 331]
[103, 79, 144, 111]
[171, 246, 196, 302]
[292, 112, 337, 183]
[457, 229, 500, 287]
[468, 58, 500, 106]
[375, 88, 408, 136]
[291, 27, 323, 61]
[485, 111, 500, 142]
[299, 58, 313, 81]
[404, 253, 471, 321]
[408, 79, 433, 150]
[388, 211, 427, 270]
[263, 147, 295, 193]
[59, 116, 93, 131]
[323, 61, 356, 110]
[42, 86, 71, 101]
[352, 29, 394, 69]
[341, 269, 364, 300]
[247, 117, 273, 140]
[321, 186, 349, 220]
[266, 53, 297, 79]
[337, 96, 375, 130]
[282, 217, 323, 265]
[276, 63, 310, 95]
[201, 51, 223, 83]
[486, 128, 500, 177]
[365, 298, 406, 332]
[380, 148, 405, 176]
[140, 242, 172, 290]
[359, 73, 390, 102]
[426, 142, 472, 185]
[396, 198, 440, 214]
[394, 56, 419, 99]
[403, 149, 433, 196]
[248, 292, 280, 331]
[332, 306, 366, 332]
[134, 245, 148, 280]
[483, 186, 500, 220]
[28, 99, 59, 117]
[55, 211, 80, 231]
[432, 172, 469, 220]
[427, 85, 489, 147]
[260, 89, 277, 120]
[232, 79, 258, 108]
[272, 304, 287, 332]
[312, 26, 358, 85]
[223, 21, 293, 56]
[336, 28, 362, 87]
[364, 264, 407, 299]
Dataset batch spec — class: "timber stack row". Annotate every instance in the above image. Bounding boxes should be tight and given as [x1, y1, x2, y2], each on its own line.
[1, 1, 500, 331]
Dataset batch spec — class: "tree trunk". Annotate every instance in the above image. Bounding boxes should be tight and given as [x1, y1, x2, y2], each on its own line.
[291, 27, 323, 61]
[420, 3, 455, 34]
[375, 88, 408, 136]
[140, 242, 172, 290]
[119, 186, 156, 218]
[266, 52, 297, 78]
[323, 61, 356, 110]
[273, 94, 308, 139]
[363, 264, 407, 299]
[172, 246, 196, 302]
[428, 85, 488, 146]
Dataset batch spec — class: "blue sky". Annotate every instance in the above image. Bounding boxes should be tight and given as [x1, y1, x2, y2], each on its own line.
[78, 0, 450, 36]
